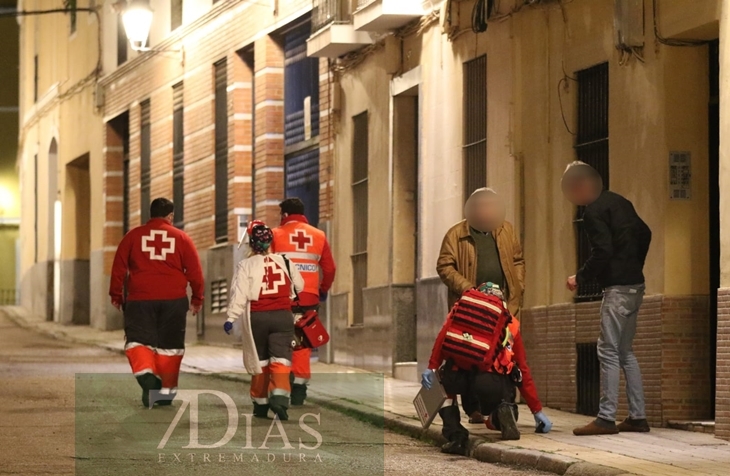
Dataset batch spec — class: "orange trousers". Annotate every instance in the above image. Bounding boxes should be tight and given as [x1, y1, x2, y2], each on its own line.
[250, 359, 292, 404]
[291, 347, 312, 385]
[125, 343, 184, 391]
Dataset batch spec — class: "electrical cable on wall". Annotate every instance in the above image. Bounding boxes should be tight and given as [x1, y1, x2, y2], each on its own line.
[652, 0, 708, 47]
[471, 0, 494, 33]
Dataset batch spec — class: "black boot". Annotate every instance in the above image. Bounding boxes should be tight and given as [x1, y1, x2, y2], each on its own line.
[136, 373, 162, 409]
[253, 402, 270, 419]
[438, 405, 469, 455]
[496, 402, 520, 441]
[440, 437, 468, 456]
[291, 383, 307, 406]
[269, 395, 289, 421]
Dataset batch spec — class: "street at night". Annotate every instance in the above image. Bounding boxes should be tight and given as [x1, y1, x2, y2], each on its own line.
[0, 312, 550, 475]
[4, 1, 730, 475]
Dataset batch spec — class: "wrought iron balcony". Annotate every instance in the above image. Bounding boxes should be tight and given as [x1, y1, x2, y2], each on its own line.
[308, 0, 374, 58]
[312, 0, 351, 34]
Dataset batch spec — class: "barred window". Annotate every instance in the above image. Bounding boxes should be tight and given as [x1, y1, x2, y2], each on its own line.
[214, 58, 229, 243]
[140, 99, 151, 223]
[463, 55, 487, 200]
[351, 112, 369, 326]
[574, 62, 609, 301]
[172, 82, 184, 229]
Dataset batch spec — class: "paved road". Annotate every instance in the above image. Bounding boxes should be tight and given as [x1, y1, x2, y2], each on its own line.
[0, 313, 548, 475]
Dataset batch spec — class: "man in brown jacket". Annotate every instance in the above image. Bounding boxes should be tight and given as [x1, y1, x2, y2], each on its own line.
[436, 188, 526, 422]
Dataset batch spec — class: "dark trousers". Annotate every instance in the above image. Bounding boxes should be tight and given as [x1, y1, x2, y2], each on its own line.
[124, 297, 188, 350]
[124, 297, 188, 392]
[440, 370, 516, 441]
[458, 373, 517, 418]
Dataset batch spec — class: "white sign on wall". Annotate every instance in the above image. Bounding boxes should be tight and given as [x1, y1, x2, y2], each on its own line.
[669, 151, 691, 200]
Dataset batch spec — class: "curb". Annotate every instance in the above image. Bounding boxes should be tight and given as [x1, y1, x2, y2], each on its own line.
[1, 306, 635, 476]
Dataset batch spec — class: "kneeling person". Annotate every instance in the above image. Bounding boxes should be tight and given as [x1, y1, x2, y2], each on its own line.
[422, 283, 552, 455]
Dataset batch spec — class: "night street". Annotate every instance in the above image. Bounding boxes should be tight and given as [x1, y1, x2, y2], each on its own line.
[5, 1, 730, 475]
[0, 313, 547, 476]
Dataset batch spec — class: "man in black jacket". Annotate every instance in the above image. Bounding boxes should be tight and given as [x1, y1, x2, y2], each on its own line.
[562, 161, 652, 436]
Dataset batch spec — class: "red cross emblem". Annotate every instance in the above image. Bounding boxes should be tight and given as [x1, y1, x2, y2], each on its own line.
[290, 229, 313, 252]
[262, 260, 286, 295]
[141, 230, 176, 261]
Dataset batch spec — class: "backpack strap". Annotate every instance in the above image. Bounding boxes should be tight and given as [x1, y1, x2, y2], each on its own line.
[282, 255, 300, 301]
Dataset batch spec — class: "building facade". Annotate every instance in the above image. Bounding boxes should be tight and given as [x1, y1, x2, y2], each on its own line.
[16, 0, 730, 439]
[310, 0, 730, 435]
[98, 0, 334, 344]
[18, 0, 103, 325]
[18, 1, 335, 343]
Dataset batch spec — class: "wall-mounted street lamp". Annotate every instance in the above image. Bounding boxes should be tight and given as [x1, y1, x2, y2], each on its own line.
[112, 0, 182, 56]
[121, 0, 154, 51]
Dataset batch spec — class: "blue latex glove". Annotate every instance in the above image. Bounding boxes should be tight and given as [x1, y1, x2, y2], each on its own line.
[319, 290, 328, 302]
[223, 321, 233, 335]
[421, 369, 435, 390]
[534, 411, 552, 433]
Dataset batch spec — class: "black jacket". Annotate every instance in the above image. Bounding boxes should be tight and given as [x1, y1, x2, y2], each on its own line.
[577, 191, 651, 289]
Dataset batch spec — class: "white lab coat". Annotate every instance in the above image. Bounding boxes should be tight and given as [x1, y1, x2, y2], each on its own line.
[227, 253, 304, 375]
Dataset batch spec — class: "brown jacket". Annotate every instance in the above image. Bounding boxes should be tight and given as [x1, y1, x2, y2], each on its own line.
[436, 220, 525, 316]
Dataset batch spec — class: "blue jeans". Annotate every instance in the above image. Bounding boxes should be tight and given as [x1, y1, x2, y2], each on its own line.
[597, 284, 646, 422]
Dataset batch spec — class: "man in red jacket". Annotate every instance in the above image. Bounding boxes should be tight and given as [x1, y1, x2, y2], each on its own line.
[422, 285, 551, 455]
[271, 198, 336, 405]
[110, 198, 204, 408]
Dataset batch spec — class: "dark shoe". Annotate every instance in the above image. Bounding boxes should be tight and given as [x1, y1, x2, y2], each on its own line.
[253, 403, 270, 419]
[440, 437, 467, 456]
[291, 383, 307, 406]
[617, 418, 650, 433]
[468, 411, 484, 424]
[136, 373, 162, 409]
[573, 418, 619, 436]
[155, 399, 173, 406]
[497, 403, 520, 441]
[269, 395, 289, 421]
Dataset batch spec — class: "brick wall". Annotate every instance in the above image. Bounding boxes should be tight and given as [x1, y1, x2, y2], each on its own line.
[546, 304, 577, 411]
[716, 288, 730, 440]
[522, 294, 710, 427]
[253, 35, 284, 227]
[660, 296, 712, 422]
[631, 295, 662, 425]
[520, 306, 548, 402]
[100, 0, 332, 254]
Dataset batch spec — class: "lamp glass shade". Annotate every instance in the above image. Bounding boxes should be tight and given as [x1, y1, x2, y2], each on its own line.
[122, 1, 153, 47]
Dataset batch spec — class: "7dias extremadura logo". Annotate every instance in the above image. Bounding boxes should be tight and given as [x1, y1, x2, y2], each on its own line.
[154, 390, 324, 464]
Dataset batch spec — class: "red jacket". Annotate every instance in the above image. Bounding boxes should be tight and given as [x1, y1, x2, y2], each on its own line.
[109, 218, 204, 306]
[428, 317, 543, 414]
[272, 214, 336, 307]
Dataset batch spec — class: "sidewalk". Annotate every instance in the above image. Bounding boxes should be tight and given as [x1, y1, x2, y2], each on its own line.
[4, 305, 730, 476]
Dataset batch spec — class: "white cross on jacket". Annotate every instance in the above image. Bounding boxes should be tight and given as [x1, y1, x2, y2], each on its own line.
[226, 253, 304, 375]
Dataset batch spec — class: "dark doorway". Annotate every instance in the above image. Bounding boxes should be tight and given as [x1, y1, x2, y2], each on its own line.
[708, 39, 720, 418]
